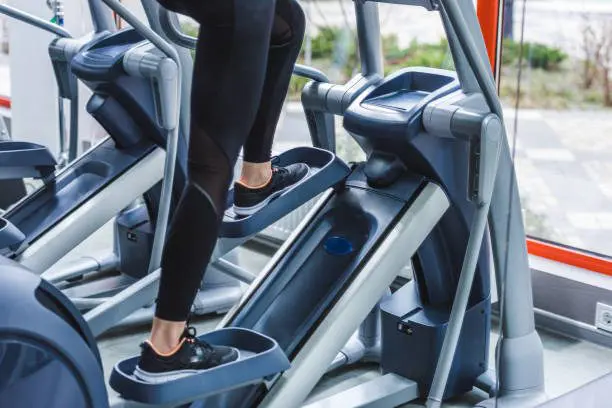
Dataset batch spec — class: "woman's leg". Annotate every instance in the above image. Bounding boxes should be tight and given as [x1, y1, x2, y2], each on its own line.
[136, 0, 276, 381]
[234, 0, 309, 215]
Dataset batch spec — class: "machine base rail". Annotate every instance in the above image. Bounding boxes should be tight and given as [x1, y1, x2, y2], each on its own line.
[304, 374, 419, 408]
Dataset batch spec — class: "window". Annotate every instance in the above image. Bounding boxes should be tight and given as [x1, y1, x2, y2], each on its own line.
[500, 0, 612, 256]
[282, 1, 454, 162]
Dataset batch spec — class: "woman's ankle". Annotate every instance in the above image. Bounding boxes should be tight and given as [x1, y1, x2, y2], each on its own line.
[239, 161, 272, 188]
[149, 317, 186, 355]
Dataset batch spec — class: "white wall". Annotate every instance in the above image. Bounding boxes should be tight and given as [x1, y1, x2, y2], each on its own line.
[6, 0, 149, 158]
[8, 0, 60, 155]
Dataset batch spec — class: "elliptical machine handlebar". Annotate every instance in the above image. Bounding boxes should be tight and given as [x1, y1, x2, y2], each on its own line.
[157, 6, 330, 83]
[99, 0, 181, 273]
[0, 3, 71, 38]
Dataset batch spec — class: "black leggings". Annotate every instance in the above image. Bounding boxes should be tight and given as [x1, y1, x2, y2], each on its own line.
[155, 0, 305, 321]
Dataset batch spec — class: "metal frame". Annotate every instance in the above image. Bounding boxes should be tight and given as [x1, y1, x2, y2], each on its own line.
[0, 0, 546, 405]
[95, 0, 545, 406]
[231, 0, 544, 406]
[258, 184, 449, 408]
[0, 3, 71, 38]
[0, 0, 249, 338]
[342, 1, 545, 406]
[17, 146, 165, 272]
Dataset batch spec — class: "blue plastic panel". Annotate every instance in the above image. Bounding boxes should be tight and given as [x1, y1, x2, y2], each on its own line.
[344, 68, 458, 143]
[109, 328, 290, 406]
[221, 146, 350, 238]
[0, 141, 56, 180]
[0, 256, 108, 408]
[2, 138, 156, 257]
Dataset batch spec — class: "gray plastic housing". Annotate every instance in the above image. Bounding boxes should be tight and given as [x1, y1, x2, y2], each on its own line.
[0, 141, 57, 180]
[0, 217, 25, 250]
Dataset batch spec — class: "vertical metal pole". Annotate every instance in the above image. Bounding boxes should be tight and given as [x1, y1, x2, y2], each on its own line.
[148, 126, 178, 273]
[99, 0, 182, 273]
[440, 1, 545, 402]
[51, 0, 68, 166]
[304, 0, 312, 66]
[426, 203, 492, 408]
[87, 0, 115, 33]
[68, 88, 79, 161]
[439, 9, 480, 95]
[426, 114, 502, 407]
[439, 0, 501, 116]
[354, 0, 383, 77]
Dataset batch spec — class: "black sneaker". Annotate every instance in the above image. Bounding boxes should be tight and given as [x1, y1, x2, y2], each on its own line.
[233, 163, 310, 216]
[134, 327, 239, 383]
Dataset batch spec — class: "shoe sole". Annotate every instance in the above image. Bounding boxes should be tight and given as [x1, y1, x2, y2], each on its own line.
[133, 348, 241, 384]
[233, 165, 311, 217]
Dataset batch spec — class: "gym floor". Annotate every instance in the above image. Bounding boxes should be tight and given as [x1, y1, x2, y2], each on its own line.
[66, 221, 612, 407]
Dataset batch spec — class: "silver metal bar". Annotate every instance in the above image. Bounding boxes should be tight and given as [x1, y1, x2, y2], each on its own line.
[304, 374, 419, 408]
[260, 183, 449, 408]
[354, 1, 383, 77]
[438, 0, 501, 118]
[57, 97, 67, 166]
[140, 0, 193, 179]
[440, 1, 545, 401]
[327, 292, 389, 372]
[214, 258, 256, 284]
[0, 3, 72, 37]
[84, 244, 235, 336]
[293, 64, 330, 83]
[427, 114, 501, 406]
[101, 0, 178, 61]
[42, 253, 118, 283]
[68, 88, 79, 161]
[18, 149, 165, 273]
[427, 205, 494, 406]
[85, 268, 161, 337]
[71, 297, 109, 309]
[44, 256, 97, 283]
[87, 0, 115, 33]
[438, 5, 480, 94]
[147, 128, 178, 272]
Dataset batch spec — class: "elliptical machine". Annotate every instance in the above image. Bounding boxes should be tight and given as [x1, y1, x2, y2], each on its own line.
[0, 0, 547, 407]
[0, 0, 247, 332]
[0, 0, 334, 335]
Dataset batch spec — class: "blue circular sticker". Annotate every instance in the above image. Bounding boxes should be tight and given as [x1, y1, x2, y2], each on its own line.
[324, 236, 354, 256]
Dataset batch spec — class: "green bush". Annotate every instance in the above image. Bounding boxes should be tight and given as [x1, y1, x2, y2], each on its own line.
[384, 39, 453, 75]
[311, 27, 344, 59]
[527, 43, 567, 70]
[288, 76, 310, 101]
[502, 40, 567, 70]
[181, 22, 198, 38]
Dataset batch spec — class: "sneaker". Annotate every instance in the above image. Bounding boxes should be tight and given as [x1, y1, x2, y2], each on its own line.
[134, 326, 239, 383]
[233, 163, 310, 216]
